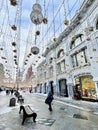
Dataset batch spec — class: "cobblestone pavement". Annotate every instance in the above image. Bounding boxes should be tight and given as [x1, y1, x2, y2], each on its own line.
[0, 91, 98, 130]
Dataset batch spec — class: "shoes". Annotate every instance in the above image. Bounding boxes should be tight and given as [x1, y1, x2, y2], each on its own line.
[49, 108, 52, 111]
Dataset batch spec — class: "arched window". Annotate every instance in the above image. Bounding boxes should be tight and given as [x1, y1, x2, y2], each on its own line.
[57, 49, 64, 58]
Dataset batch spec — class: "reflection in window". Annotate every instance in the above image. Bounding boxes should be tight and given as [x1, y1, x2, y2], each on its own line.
[71, 48, 88, 67]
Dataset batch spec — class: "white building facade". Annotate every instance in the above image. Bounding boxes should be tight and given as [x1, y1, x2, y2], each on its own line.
[36, 0, 98, 101]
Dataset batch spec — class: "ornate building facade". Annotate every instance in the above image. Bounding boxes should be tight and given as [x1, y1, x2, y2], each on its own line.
[36, 0, 98, 101]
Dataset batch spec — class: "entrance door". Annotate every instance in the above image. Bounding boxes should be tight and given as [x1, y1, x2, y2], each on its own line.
[59, 79, 68, 97]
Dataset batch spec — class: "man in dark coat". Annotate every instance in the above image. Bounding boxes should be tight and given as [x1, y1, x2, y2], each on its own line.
[45, 91, 54, 111]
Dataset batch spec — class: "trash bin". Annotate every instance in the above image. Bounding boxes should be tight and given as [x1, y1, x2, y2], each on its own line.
[9, 98, 16, 106]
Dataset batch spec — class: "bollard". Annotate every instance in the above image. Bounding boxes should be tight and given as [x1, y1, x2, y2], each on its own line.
[9, 98, 16, 107]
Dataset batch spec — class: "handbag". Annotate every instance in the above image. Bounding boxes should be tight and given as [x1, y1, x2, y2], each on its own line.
[45, 98, 48, 104]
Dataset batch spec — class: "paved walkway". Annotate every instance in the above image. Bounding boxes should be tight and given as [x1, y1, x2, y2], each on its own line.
[37, 93, 98, 113]
[0, 91, 98, 130]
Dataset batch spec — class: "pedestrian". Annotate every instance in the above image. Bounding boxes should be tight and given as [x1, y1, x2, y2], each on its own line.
[11, 89, 13, 95]
[45, 91, 54, 111]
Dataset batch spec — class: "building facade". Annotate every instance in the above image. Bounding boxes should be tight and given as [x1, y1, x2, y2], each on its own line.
[36, 0, 98, 101]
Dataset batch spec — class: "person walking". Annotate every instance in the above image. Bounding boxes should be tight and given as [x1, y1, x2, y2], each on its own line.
[45, 91, 54, 111]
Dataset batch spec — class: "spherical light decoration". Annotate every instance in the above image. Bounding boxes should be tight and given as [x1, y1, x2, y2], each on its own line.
[30, 3, 43, 25]
[64, 19, 69, 25]
[12, 42, 16, 46]
[36, 30, 40, 35]
[10, 0, 17, 6]
[31, 46, 40, 55]
[43, 18, 48, 24]
[11, 25, 17, 30]
[30, 10, 43, 25]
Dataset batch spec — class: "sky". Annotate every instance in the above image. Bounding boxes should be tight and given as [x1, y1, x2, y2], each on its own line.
[0, 0, 83, 82]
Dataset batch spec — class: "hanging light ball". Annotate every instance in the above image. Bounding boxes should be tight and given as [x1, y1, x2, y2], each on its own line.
[11, 25, 17, 31]
[30, 3, 43, 25]
[36, 30, 40, 35]
[10, 0, 17, 6]
[64, 19, 69, 25]
[43, 18, 48, 24]
[12, 42, 16, 46]
[30, 11, 43, 25]
[53, 37, 58, 42]
[31, 46, 40, 55]
[0, 48, 3, 50]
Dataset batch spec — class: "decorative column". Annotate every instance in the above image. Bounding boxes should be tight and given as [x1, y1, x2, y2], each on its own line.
[93, 77, 98, 99]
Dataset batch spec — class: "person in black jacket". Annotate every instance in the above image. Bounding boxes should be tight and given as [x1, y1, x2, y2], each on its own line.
[45, 91, 54, 111]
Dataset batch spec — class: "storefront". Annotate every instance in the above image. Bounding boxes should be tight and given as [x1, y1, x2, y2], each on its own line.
[75, 75, 97, 100]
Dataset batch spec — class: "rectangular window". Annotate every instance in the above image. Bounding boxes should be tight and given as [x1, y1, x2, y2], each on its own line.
[72, 48, 88, 67]
[49, 67, 53, 77]
[60, 60, 65, 72]
[57, 63, 60, 74]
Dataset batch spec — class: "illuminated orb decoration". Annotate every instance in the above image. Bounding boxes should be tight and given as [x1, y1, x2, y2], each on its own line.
[31, 46, 40, 55]
[30, 3, 43, 25]
[43, 18, 48, 24]
[36, 30, 40, 35]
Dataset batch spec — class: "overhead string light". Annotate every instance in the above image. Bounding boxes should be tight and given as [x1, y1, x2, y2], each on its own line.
[30, 0, 43, 25]
[30, 0, 44, 55]
[43, 0, 48, 24]
[63, 0, 70, 26]
[52, 0, 57, 43]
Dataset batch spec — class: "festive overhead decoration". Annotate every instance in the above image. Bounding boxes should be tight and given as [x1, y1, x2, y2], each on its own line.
[10, 0, 17, 6]
[11, 42, 16, 46]
[53, 37, 58, 42]
[30, 3, 43, 25]
[36, 30, 40, 35]
[43, 0, 48, 24]
[43, 18, 48, 24]
[31, 46, 40, 55]
[11, 25, 17, 30]
[64, 19, 70, 25]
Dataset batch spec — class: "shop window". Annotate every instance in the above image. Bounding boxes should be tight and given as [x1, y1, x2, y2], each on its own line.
[80, 75, 96, 99]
